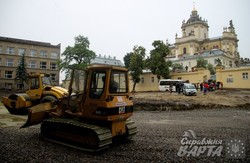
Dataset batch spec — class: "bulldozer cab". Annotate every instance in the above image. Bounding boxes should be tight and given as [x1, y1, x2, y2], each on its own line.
[87, 66, 128, 98]
[63, 65, 131, 115]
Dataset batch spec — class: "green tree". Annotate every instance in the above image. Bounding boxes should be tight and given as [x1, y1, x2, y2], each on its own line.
[207, 63, 216, 75]
[60, 35, 96, 90]
[15, 53, 28, 90]
[128, 46, 146, 92]
[123, 52, 133, 68]
[172, 63, 184, 72]
[146, 40, 171, 80]
[60, 35, 96, 73]
[196, 58, 208, 68]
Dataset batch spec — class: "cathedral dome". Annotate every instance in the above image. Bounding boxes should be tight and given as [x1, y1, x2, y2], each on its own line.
[182, 9, 208, 28]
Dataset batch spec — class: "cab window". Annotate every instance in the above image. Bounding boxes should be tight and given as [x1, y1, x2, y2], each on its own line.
[30, 77, 39, 89]
[89, 71, 106, 99]
[109, 71, 127, 93]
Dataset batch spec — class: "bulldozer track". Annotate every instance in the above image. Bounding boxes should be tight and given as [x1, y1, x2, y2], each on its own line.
[40, 118, 113, 152]
[125, 119, 137, 140]
[40, 118, 137, 152]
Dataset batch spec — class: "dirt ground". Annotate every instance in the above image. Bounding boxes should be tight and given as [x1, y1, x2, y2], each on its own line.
[0, 108, 249, 162]
[0, 89, 249, 128]
[1, 89, 250, 108]
[132, 89, 250, 109]
[0, 90, 249, 162]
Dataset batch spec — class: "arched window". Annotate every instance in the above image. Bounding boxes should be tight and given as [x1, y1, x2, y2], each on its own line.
[183, 47, 187, 54]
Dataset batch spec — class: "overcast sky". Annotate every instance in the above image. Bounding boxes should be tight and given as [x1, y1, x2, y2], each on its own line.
[1, 0, 249, 62]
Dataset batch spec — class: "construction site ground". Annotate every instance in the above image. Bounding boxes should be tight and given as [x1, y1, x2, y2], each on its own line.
[0, 89, 249, 162]
[132, 89, 250, 110]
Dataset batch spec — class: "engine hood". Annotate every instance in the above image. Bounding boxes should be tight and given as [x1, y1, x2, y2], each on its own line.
[50, 86, 68, 96]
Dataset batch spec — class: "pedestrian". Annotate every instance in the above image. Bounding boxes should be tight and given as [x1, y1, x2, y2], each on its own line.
[211, 82, 216, 91]
[216, 82, 220, 90]
[203, 82, 209, 95]
[197, 83, 200, 91]
[176, 82, 181, 94]
[169, 84, 173, 94]
[178, 83, 182, 94]
[200, 82, 203, 91]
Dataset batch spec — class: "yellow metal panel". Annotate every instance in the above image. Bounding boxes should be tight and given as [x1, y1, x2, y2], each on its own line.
[111, 121, 126, 136]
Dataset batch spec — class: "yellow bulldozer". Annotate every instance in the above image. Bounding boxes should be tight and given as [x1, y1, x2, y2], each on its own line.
[2, 73, 68, 114]
[21, 65, 137, 151]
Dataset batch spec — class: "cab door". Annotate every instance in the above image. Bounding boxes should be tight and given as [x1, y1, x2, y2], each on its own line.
[26, 75, 43, 100]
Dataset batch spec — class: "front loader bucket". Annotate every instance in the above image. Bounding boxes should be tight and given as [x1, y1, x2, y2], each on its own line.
[21, 102, 54, 128]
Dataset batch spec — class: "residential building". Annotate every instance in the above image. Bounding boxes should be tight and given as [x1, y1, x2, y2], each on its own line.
[91, 54, 124, 66]
[0, 36, 60, 89]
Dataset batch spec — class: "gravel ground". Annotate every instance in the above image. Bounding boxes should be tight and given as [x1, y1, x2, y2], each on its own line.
[0, 108, 249, 163]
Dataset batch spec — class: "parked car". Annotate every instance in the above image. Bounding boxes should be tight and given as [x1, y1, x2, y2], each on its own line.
[183, 83, 197, 96]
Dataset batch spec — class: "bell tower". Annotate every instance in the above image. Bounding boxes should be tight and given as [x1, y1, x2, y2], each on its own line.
[175, 5, 209, 57]
[181, 6, 209, 41]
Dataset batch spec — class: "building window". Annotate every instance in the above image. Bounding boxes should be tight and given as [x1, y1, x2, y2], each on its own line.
[0, 58, 2, 65]
[183, 47, 187, 54]
[6, 47, 15, 54]
[16, 83, 24, 89]
[17, 59, 21, 66]
[18, 48, 26, 55]
[141, 77, 144, 83]
[151, 77, 154, 83]
[51, 52, 58, 59]
[243, 73, 248, 80]
[5, 83, 12, 90]
[30, 49, 37, 57]
[5, 71, 13, 79]
[0, 46, 2, 53]
[229, 61, 233, 67]
[40, 50, 47, 58]
[29, 61, 36, 68]
[196, 47, 199, 52]
[40, 62, 47, 69]
[227, 78, 234, 83]
[50, 74, 56, 81]
[50, 63, 57, 70]
[17, 59, 27, 66]
[6, 58, 14, 67]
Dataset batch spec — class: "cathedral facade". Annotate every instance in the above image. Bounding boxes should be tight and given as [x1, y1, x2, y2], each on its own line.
[169, 8, 239, 70]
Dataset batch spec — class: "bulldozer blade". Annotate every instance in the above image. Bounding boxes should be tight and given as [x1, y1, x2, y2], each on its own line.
[21, 102, 54, 128]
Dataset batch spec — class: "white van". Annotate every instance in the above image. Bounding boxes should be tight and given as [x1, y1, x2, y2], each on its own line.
[159, 79, 183, 92]
[182, 83, 197, 96]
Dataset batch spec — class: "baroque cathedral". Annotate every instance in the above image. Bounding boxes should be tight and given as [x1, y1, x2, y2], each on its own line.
[169, 7, 240, 70]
